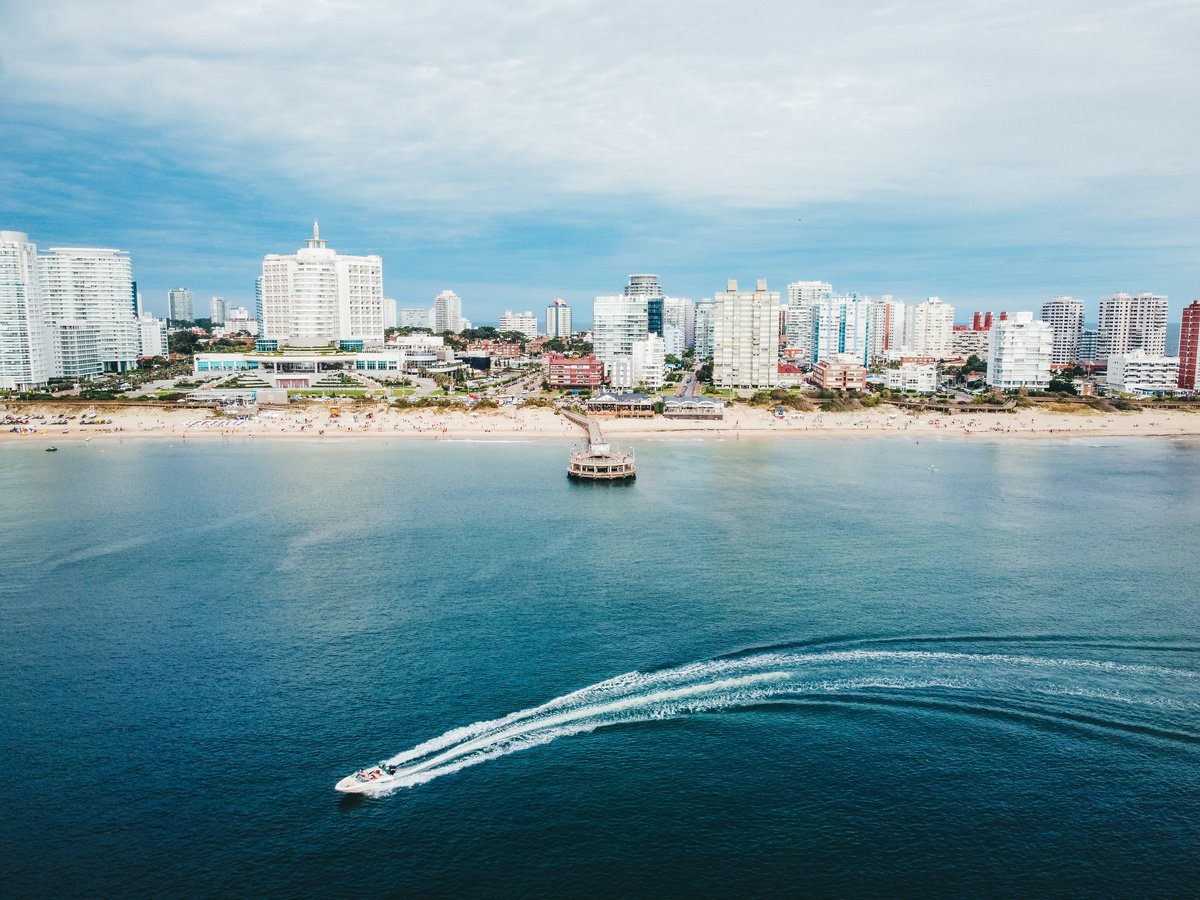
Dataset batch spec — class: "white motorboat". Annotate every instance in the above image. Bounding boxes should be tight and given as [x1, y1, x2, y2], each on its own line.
[335, 762, 400, 793]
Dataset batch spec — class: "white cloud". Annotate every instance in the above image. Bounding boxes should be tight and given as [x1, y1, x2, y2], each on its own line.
[3, 0, 1198, 215]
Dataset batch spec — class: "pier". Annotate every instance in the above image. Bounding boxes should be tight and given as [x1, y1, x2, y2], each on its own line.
[563, 409, 636, 481]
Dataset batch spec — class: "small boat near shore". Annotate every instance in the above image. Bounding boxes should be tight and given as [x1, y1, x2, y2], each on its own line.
[45, 446, 58, 452]
[335, 762, 400, 793]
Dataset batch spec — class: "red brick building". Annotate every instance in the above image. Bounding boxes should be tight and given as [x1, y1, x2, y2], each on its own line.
[547, 353, 605, 388]
[812, 358, 867, 390]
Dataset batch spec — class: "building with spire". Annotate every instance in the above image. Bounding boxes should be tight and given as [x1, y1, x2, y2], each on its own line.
[260, 222, 384, 347]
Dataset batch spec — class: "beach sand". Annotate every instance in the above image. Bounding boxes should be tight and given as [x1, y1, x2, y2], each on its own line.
[3, 401, 1199, 444]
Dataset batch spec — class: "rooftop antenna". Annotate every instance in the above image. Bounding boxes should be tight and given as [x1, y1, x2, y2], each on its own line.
[307, 219, 327, 248]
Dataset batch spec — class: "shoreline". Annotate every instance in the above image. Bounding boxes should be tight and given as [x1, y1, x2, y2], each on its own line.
[4, 402, 1200, 445]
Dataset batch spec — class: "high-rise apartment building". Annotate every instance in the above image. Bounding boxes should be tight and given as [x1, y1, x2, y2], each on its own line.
[987, 311, 1053, 390]
[210, 296, 227, 325]
[624, 275, 664, 336]
[0, 230, 54, 390]
[869, 297, 907, 362]
[545, 299, 572, 339]
[382, 297, 397, 330]
[787, 281, 833, 307]
[399, 307, 436, 330]
[592, 295, 648, 370]
[1078, 327, 1099, 362]
[1097, 293, 1167, 359]
[630, 334, 666, 390]
[812, 294, 873, 366]
[168, 288, 194, 323]
[713, 279, 780, 389]
[908, 298, 954, 358]
[1040, 296, 1084, 367]
[39, 246, 139, 372]
[783, 303, 814, 361]
[499, 310, 539, 341]
[261, 223, 384, 347]
[661, 297, 695, 357]
[433, 290, 465, 334]
[693, 299, 716, 359]
[137, 313, 169, 358]
[1178, 301, 1200, 390]
[254, 277, 263, 328]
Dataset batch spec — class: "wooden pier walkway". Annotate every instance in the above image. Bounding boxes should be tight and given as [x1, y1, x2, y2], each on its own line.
[562, 409, 604, 446]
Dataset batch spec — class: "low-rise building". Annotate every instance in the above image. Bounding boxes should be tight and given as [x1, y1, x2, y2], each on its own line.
[193, 348, 405, 388]
[776, 363, 807, 388]
[663, 396, 724, 420]
[585, 392, 655, 417]
[884, 357, 938, 393]
[812, 356, 867, 390]
[547, 353, 605, 389]
[1105, 352, 1180, 396]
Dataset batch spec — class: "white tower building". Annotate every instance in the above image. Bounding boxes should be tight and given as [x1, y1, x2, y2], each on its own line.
[1040, 296, 1084, 367]
[661, 296, 695, 357]
[813, 295, 873, 366]
[39, 246, 139, 372]
[631, 333, 666, 390]
[987, 312, 1053, 390]
[783, 303, 814, 361]
[210, 296, 228, 325]
[168, 287, 194, 323]
[0, 231, 54, 390]
[693, 299, 716, 359]
[592, 295, 648, 370]
[137, 313, 169, 358]
[1097, 293, 1167, 359]
[261, 223, 385, 347]
[545, 299, 572, 339]
[909, 298, 955, 358]
[713, 279, 781, 389]
[787, 281, 833, 306]
[433, 290, 464, 334]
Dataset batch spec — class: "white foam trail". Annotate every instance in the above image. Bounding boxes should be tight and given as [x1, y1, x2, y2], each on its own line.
[350, 648, 1199, 795]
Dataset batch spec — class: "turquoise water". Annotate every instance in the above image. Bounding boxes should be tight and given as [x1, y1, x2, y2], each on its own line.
[1, 436, 1198, 896]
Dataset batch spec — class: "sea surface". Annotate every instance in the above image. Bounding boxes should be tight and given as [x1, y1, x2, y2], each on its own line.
[1, 435, 1198, 897]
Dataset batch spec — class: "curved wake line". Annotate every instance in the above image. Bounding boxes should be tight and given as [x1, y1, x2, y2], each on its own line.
[352, 647, 1200, 795]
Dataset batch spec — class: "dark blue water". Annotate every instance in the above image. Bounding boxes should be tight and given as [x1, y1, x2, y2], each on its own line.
[2, 436, 1198, 897]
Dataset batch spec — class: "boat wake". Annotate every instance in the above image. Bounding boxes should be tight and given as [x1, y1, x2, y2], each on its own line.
[345, 643, 1200, 795]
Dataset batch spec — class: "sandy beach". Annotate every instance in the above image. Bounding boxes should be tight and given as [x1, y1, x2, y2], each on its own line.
[3, 401, 1199, 444]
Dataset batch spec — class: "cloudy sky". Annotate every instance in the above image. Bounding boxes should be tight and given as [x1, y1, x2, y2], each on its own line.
[2, 0, 1198, 325]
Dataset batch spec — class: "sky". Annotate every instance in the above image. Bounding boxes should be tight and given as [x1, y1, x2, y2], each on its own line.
[2, 0, 1198, 328]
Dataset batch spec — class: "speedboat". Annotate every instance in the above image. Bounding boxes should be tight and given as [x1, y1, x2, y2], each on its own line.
[335, 762, 400, 793]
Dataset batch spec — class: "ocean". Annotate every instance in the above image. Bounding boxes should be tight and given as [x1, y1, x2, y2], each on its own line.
[1, 436, 1198, 896]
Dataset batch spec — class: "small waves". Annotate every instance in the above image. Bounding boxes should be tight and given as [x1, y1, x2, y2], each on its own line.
[350, 642, 1200, 795]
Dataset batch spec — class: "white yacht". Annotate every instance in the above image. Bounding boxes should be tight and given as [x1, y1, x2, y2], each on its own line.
[335, 762, 400, 793]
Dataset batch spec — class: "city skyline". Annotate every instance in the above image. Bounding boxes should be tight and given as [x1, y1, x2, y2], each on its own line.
[3, 2, 1198, 325]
